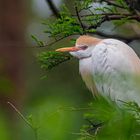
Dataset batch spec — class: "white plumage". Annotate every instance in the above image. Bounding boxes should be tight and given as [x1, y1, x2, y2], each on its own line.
[56, 36, 140, 105]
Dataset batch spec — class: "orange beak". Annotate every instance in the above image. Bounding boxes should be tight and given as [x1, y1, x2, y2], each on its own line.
[56, 46, 81, 52]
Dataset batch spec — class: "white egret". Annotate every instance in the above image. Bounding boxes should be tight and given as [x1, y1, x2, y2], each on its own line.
[56, 35, 140, 105]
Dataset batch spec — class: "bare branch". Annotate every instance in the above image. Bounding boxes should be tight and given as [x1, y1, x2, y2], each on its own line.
[38, 36, 69, 48]
[45, 0, 60, 18]
[72, 13, 133, 17]
[86, 14, 140, 30]
[75, 6, 86, 34]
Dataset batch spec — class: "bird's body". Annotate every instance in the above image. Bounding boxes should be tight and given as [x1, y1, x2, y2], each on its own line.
[80, 39, 140, 105]
[56, 36, 140, 105]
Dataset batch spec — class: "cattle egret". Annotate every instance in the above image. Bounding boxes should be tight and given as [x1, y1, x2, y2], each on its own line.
[56, 35, 140, 105]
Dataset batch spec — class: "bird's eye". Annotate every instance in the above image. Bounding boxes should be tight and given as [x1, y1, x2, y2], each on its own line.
[79, 45, 88, 50]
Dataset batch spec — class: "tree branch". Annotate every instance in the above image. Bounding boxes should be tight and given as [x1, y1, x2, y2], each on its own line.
[73, 13, 133, 17]
[75, 6, 86, 34]
[35, 34, 80, 48]
[102, 0, 127, 9]
[43, 0, 140, 46]
[86, 15, 140, 30]
[45, 0, 60, 18]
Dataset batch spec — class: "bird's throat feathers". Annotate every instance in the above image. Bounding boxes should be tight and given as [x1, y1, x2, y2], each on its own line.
[79, 57, 98, 96]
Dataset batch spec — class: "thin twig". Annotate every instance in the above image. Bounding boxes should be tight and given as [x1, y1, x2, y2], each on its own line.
[1, 35, 71, 48]
[45, 0, 60, 18]
[72, 13, 133, 17]
[7, 102, 38, 140]
[104, 15, 140, 21]
[35, 36, 69, 48]
[86, 15, 140, 30]
[83, 14, 140, 23]
[103, 0, 127, 9]
[75, 6, 86, 34]
[43, 37, 67, 47]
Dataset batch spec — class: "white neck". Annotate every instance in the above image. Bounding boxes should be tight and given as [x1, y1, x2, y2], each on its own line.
[79, 57, 98, 96]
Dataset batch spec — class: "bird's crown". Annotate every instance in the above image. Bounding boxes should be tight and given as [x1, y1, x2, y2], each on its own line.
[76, 35, 101, 47]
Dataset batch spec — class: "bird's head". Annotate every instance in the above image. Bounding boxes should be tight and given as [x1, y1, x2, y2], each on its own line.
[56, 35, 101, 59]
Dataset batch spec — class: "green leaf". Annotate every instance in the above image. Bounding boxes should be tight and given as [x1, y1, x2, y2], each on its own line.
[37, 51, 72, 70]
[31, 35, 44, 47]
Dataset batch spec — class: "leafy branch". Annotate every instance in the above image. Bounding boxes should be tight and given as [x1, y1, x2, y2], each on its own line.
[79, 99, 140, 139]
[42, 0, 140, 45]
[37, 51, 72, 70]
[34, 0, 140, 71]
[55, 98, 140, 140]
[101, 0, 128, 9]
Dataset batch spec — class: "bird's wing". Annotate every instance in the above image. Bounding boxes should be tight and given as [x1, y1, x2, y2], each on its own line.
[91, 39, 140, 105]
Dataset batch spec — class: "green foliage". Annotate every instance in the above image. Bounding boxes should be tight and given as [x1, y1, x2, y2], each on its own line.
[37, 51, 72, 70]
[113, 16, 135, 28]
[120, 101, 140, 121]
[77, 98, 140, 140]
[32, 1, 140, 139]
[45, 16, 82, 37]
[31, 35, 44, 47]
[43, 5, 83, 38]
[75, 0, 93, 11]
[116, 0, 128, 8]
[0, 111, 11, 140]
[39, 0, 138, 42]
[34, 0, 140, 72]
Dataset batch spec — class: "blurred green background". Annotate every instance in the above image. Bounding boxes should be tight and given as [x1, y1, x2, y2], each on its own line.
[0, 0, 93, 140]
[0, 0, 140, 140]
